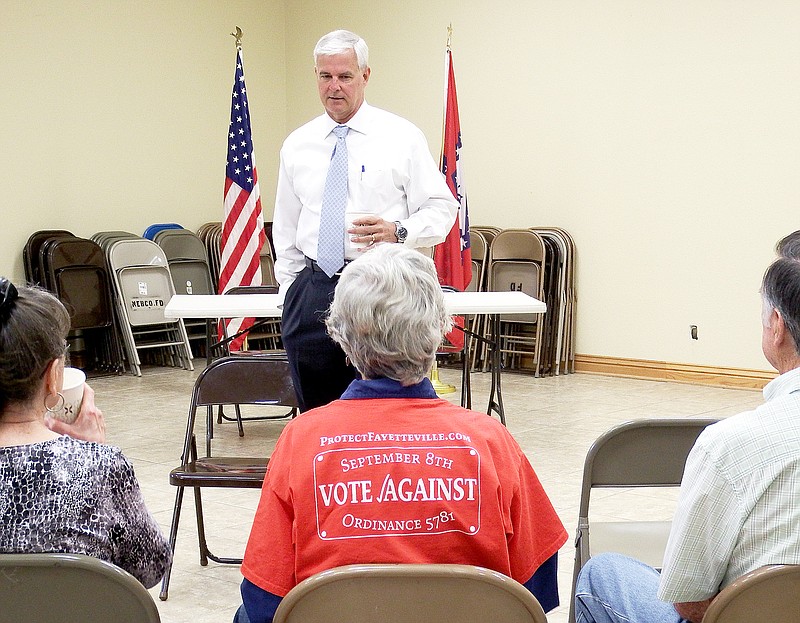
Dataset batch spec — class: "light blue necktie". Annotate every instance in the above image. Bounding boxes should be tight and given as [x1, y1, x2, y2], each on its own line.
[317, 125, 350, 277]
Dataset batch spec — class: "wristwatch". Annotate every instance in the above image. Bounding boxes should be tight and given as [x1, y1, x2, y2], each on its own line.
[394, 221, 408, 244]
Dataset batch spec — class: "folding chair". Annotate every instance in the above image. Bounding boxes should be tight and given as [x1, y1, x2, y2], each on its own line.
[702, 565, 800, 623]
[487, 228, 547, 376]
[569, 417, 719, 623]
[463, 230, 489, 372]
[196, 222, 222, 292]
[155, 228, 216, 356]
[107, 237, 194, 376]
[259, 234, 278, 287]
[44, 237, 125, 373]
[209, 285, 293, 437]
[23, 229, 74, 286]
[274, 564, 547, 623]
[159, 356, 297, 601]
[143, 222, 183, 240]
[0, 552, 160, 623]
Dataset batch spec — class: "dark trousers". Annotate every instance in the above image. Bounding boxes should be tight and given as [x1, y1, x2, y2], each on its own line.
[281, 266, 355, 412]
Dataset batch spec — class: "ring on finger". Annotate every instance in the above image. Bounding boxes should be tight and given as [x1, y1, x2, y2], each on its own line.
[371, 233, 376, 245]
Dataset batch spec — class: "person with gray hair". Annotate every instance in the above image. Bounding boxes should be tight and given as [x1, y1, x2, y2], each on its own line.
[272, 28, 458, 413]
[0, 278, 171, 588]
[575, 256, 800, 623]
[775, 229, 800, 260]
[233, 245, 567, 623]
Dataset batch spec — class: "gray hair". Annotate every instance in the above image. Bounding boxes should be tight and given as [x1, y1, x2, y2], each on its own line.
[326, 244, 453, 385]
[776, 230, 800, 260]
[762, 257, 800, 355]
[314, 30, 369, 71]
[0, 282, 70, 413]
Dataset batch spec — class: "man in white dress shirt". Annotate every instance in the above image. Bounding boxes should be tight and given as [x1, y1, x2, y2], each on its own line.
[574, 255, 800, 623]
[272, 29, 457, 411]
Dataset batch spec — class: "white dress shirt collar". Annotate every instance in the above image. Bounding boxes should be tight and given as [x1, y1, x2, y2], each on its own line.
[321, 101, 372, 138]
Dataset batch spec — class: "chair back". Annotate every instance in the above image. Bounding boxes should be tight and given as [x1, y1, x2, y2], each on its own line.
[581, 418, 717, 494]
[488, 229, 546, 323]
[23, 229, 75, 285]
[143, 222, 183, 240]
[0, 552, 160, 623]
[702, 565, 800, 623]
[569, 417, 719, 623]
[273, 564, 547, 623]
[194, 355, 296, 410]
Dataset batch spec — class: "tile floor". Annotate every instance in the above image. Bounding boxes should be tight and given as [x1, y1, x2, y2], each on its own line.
[88, 362, 765, 623]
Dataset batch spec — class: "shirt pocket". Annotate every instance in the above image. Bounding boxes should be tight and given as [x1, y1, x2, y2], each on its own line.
[356, 168, 400, 209]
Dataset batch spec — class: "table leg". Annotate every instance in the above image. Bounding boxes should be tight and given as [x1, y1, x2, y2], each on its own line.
[486, 314, 506, 426]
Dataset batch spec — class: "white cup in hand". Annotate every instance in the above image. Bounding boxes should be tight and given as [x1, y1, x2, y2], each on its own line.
[345, 211, 376, 258]
[53, 367, 86, 424]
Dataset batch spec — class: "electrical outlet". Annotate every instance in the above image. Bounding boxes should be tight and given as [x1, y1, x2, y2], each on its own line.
[690, 325, 698, 340]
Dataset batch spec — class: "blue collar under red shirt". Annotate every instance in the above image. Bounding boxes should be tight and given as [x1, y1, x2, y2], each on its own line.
[340, 377, 438, 400]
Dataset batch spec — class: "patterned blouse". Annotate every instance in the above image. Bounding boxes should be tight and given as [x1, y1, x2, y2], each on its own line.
[0, 435, 172, 588]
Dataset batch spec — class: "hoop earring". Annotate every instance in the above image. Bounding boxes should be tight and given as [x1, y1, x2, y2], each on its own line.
[44, 392, 65, 414]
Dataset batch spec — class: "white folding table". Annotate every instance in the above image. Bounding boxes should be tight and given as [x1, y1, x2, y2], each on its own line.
[164, 291, 546, 424]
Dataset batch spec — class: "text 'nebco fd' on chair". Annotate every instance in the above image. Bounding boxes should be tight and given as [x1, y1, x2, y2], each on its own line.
[569, 417, 719, 623]
[0, 552, 160, 623]
[159, 356, 298, 601]
[273, 564, 548, 623]
[701, 564, 800, 623]
[487, 228, 547, 376]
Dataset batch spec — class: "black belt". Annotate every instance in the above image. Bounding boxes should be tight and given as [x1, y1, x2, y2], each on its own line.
[304, 257, 350, 276]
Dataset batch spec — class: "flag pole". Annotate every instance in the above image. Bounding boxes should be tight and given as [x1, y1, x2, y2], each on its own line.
[220, 24, 265, 351]
[429, 23, 457, 397]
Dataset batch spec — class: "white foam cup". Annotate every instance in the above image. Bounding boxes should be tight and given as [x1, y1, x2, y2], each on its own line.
[54, 367, 86, 423]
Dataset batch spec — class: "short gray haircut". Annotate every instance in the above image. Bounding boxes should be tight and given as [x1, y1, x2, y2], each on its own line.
[762, 257, 800, 355]
[326, 244, 453, 385]
[776, 230, 800, 260]
[314, 29, 369, 71]
[0, 283, 70, 413]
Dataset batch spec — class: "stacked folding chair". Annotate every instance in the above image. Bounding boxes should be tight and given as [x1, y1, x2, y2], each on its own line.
[259, 235, 279, 288]
[487, 229, 548, 376]
[100, 235, 194, 376]
[154, 229, 215, 357]
[143, 222, 183, 240]
[466, 225, 576, 378]
[531, 228, 576, 375]
[23, 231, 126, 374]
[197, 222, 223, 293]
[23, 230, 74, 286]
[464, 229, 490, 373]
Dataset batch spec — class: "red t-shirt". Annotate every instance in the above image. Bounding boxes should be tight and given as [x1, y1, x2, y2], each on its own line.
[241, 396, 567, 597]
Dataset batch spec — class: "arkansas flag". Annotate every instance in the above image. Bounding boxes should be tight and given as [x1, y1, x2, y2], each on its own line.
[219, 48, 266, 350]
[435, 48, 471, 348]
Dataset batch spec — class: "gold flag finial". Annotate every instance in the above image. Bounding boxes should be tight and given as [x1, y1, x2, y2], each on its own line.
[446, 24, 453, 50]
[231, 26, 243, 50]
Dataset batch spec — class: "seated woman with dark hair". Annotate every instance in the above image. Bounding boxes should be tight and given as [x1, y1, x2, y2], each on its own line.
[0, 277, 171, 588]
[233, 244, 567, 623]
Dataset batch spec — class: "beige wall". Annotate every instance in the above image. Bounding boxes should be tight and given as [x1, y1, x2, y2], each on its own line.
[3, 1, 799, 373]
[285, 1, 800, 373]
[1, 0, 285, 279]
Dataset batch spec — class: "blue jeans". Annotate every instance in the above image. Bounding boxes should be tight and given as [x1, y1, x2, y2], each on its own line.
[575, 553, 686, 623]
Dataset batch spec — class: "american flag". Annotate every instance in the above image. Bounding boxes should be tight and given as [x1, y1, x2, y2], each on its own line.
[219, 48, 265, 350]
[435, 47, 471, 349]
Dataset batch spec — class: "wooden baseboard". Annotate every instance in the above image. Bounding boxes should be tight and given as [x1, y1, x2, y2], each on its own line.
[574, 354, 775, 391]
